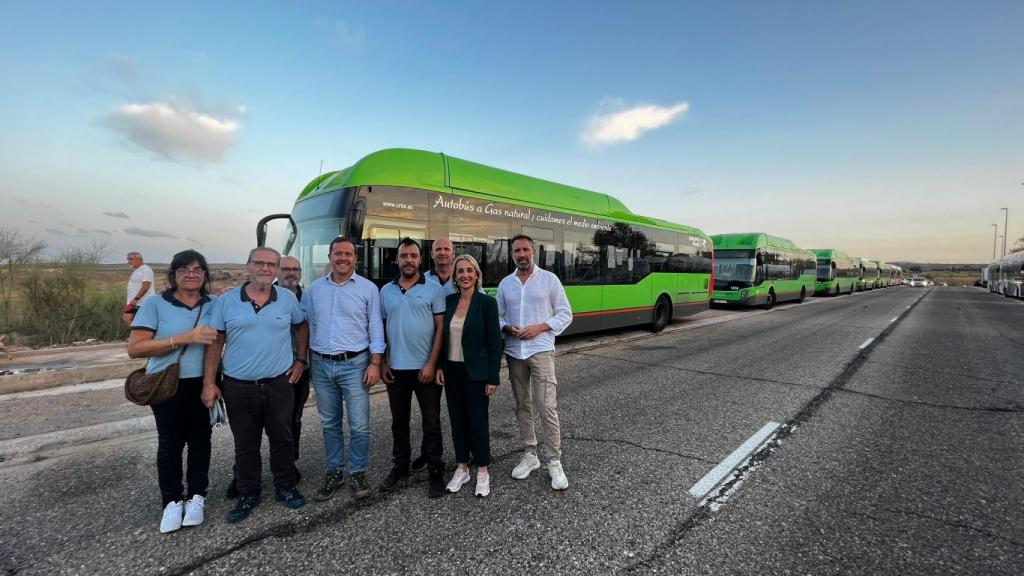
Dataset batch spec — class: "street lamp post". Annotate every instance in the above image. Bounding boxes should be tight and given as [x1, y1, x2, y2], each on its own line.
[1002, 207, 1009, 256]
[992, 223, 998, 259]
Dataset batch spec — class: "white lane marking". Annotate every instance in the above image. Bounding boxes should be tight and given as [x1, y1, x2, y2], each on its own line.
[906, 305, 911, 309]
[890, 317, 898, 323]
[0, 379, 123, 402]
[859, 337, 875, 350]
[688, 421, 781, 498]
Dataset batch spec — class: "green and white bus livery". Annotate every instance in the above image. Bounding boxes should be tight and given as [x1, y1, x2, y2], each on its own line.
[810, 248, 860, 296]
[710, 233, 817, 309]
[257, 148, 714, 335]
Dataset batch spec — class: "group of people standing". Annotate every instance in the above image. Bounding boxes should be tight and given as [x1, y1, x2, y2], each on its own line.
[126, 234, 573, 533]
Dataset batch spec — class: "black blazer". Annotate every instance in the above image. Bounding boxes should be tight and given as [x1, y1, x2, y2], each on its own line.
[441, 290, 502, 385]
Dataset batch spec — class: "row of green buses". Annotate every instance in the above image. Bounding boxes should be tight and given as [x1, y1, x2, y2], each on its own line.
[257, 148, 901, 333]
[812, 252, 902, 295]
[707, 238, 902, 309]
[852, 257, 902, 292]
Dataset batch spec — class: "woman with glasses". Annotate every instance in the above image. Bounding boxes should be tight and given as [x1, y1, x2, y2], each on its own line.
[128, 249, 219, 533]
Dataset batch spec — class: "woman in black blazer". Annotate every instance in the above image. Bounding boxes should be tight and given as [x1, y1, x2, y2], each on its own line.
[436, 254, 502, 497]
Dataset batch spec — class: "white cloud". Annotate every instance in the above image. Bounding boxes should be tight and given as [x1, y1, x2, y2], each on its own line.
[100, 101, 239, 164]
[582, 101, 690, 146]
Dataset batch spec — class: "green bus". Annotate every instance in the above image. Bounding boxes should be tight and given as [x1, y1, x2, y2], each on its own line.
[709, 233, 817, 309]
[858, 258, 879, 290]
[810, 248, 860, 295]
[872, 260, 891, 288]
[257, 148, 713, 334]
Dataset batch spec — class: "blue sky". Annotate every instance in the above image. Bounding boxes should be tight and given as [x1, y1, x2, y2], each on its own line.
[2, 1, 1021, 263]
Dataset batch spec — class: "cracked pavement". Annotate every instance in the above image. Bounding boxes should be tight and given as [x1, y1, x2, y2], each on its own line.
[1, 287, 1021, 575]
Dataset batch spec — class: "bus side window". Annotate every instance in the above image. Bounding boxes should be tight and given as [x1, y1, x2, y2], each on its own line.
[449, 211, 509, 288]
[673, 234, 697, 273]
[598, 223, 634, 284]
[697, 246, 713, 274]
[563, 229, 600, 285]
[646, 230, 676, 274]
[522, 226, 561, 277]
[365, 225, 400, 284]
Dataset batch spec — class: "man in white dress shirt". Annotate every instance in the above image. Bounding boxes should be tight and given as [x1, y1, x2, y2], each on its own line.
[496, 234, 573, 490]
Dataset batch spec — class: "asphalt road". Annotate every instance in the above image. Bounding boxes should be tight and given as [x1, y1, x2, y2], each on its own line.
[1, 287, 1021, 575]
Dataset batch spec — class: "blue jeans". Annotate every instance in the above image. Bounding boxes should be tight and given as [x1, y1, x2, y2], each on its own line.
[312, 352, 371, 473]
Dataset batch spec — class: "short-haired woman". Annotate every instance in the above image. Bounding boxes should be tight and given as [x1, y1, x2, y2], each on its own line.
[437, 254, 502, 496]
[128, 249, 219, 533]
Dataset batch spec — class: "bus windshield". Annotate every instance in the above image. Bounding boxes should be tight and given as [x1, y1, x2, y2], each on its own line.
[284, 217, 345, 286]
[714, 250, 757, 289]
[816, 260, 833, 281]
[283, 188, 354, 286]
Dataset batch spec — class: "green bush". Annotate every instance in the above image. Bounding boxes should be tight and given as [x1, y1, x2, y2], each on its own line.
[5, 244, 129, 346]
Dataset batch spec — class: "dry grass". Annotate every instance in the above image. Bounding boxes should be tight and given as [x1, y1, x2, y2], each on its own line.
[86, 264, 251, 295]
[919, 271, 980, 287]
[1, 263, 250, 348]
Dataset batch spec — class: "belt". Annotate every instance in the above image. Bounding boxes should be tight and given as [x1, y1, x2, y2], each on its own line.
[313, 348, 368, 362]
[223, 371, 289, 385]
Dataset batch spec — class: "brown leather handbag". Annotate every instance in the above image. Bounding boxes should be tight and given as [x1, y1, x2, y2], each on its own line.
[124, 302, 204, 406]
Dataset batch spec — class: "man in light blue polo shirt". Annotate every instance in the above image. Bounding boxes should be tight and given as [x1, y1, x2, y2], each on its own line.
[426, 237, 486, 299]
[203, 247, 309, 524]
[424, 237, 456, 295]
[378, 238, 447, 498]
[306, 237, 385, 501]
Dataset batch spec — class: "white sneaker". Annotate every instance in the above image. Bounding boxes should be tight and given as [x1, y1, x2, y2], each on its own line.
[511, 453, 541, 480]
[446, 467, 471, 493]
[548, 460, 569, 490]
[160, 500, 184, 533]
[182, 495, 205, 527]
[475, 471, 490, 497]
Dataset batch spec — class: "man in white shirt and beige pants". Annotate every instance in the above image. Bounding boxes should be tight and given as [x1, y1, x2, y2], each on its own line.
[497, 234, 573, 490]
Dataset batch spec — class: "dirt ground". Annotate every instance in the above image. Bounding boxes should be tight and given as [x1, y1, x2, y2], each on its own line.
[91, 263, 250, 295]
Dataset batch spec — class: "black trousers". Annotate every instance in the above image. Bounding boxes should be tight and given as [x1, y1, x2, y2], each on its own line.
[387, 369, 444, 473]
[150, 377, 212, 506]
[292, 370, 310, 461]
[444, 362, 490, 467]
[222, 374, 295, 494]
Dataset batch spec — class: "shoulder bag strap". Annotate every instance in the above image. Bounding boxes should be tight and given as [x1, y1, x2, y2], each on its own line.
[172, 301, 205, 363]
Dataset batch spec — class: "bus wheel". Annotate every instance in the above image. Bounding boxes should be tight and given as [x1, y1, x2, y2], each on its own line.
[762, 289, 776, 310]
[798, 287, 806, 302]
[651, 296, 671, 332]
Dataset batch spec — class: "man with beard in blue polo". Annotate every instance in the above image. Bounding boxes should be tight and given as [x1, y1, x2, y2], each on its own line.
[202, 247, 309, 524]
[379, 238, 447, 498]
